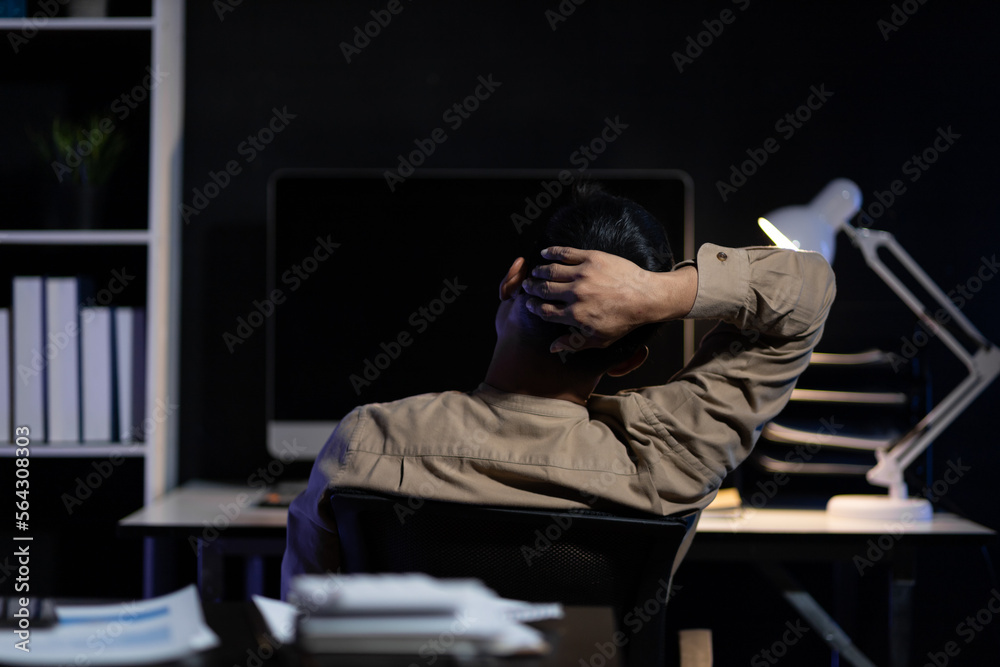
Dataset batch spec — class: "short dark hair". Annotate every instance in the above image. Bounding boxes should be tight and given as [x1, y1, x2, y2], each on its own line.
[519, 181, 673, 372]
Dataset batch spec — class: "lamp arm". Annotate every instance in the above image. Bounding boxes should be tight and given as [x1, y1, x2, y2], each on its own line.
[868, 348, 1000, 495]
[840, 223, 1000, 498]
[841, 224, 991, 367]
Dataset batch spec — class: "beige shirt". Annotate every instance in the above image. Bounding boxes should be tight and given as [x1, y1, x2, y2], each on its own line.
[281, 244, 836, 593]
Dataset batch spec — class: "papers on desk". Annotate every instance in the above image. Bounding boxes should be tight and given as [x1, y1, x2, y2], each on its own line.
[287, 573, 562, 658]
[0, 584, 218, 666]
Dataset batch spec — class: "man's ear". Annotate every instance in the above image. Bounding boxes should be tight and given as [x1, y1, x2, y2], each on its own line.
[499, 256, 529, 301]
[606, 345, 649, 378]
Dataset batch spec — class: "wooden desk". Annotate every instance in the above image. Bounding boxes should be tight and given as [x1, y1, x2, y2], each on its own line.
[120, 483, 996, 667]
[692, 508, 995, 667]
[30, 601, 618, 667]
[119, 481, 288, 601]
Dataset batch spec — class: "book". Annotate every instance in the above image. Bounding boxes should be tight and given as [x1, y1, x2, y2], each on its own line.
[45, 278, 81, 443]
[131, 307, 147, 441]
[114, 307, 132, 442]
[80, 307, 112, 442]
[114, 307, 147, 442]
[0, 308, 10, 443]
[12, 277, 45, 442]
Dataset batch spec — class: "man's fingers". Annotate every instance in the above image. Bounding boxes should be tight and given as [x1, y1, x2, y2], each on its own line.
[530, 262, 582, 283]
[540, 246, 590, 264]
[523, 276, 578, 300]
[525, 297, 569, 321]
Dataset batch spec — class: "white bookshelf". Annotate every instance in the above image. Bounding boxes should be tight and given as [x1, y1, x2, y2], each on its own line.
[0, 1, 183, 506]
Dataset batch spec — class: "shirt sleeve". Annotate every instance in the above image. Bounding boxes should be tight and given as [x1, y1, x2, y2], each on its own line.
[633, 243, 836, 498]
[279, 412, 362, 600]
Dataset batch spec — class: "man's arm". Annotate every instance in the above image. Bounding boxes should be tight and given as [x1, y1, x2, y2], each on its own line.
[279, 420, 353, 599]
[526, 243, 836, 500]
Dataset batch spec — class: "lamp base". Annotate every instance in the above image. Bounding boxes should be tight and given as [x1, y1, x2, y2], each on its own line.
[826, 494, 933, 522]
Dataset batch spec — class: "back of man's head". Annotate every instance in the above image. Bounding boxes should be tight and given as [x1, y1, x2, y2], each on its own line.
[519, 182, 674, 373]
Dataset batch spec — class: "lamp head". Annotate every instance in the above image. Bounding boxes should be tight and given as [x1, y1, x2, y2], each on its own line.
[758, 178, 862, 263]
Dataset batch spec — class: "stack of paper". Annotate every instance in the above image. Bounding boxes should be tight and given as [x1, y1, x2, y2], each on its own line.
[288, 573, 561, 658]
[0, 585, 218, 666]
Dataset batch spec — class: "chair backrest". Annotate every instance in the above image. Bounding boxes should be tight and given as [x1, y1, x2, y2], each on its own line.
[330, 488, 698, 666]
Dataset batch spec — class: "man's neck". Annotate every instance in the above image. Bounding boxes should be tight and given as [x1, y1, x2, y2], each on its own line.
[483, 339, 599, 406]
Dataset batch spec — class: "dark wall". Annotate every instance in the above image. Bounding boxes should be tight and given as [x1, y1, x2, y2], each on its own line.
[181, 1, 1000, 662]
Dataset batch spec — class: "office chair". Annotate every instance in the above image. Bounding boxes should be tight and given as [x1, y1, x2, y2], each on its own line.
[330, 488, 699, 667]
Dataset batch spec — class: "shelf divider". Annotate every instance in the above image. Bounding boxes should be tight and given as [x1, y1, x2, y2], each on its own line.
[0, 18, 154, 31]
[0, 230, 150, 245]
[0, 443, 147, 458]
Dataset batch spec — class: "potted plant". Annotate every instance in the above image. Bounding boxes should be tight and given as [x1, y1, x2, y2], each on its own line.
[35, 115, 126, 229]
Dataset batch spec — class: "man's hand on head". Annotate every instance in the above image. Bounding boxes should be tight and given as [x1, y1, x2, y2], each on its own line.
[522, 246, 698, 353]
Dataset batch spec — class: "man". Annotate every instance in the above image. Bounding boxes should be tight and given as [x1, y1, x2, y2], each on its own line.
[281, 184, 836, 598]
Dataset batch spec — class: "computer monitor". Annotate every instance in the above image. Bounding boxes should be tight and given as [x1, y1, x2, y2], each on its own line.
[266, 169, 693, 460]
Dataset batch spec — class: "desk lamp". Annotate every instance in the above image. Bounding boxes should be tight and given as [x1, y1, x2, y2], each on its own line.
[758, 179, 1000, 521]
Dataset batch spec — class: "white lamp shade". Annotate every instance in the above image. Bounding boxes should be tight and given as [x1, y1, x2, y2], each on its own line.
[759, 178, 862, 264]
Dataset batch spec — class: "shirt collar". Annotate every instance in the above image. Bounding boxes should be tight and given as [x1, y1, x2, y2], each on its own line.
[473, 382, 592, 418]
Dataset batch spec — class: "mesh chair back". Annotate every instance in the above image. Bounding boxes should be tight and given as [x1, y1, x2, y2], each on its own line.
[330, 488, 697, 665]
